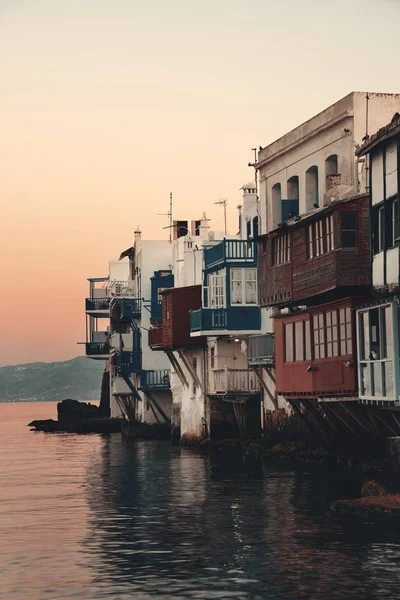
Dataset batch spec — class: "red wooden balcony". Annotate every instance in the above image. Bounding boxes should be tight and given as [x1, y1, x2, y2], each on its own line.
[149, 285, 204, 350]
[274, 297, 365, 399]
[258, 193, 371, 308]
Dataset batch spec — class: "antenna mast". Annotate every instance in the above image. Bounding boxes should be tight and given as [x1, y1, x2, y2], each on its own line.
[158, 192, 173, 244]
[214, 198, 227, 236]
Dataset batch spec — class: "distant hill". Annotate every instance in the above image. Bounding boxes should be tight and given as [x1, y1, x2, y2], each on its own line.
[0, 357, 104, 402]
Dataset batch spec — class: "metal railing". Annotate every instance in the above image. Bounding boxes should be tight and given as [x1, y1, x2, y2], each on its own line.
[85, 297, 110, 312]
[85, 342, 109, 356]
[211, 368, 261, 394]
[107, 280, 136, 297]
[248, 334, 275, 366]
[140, 369, 171, 390]
[116, 350, 142, 374]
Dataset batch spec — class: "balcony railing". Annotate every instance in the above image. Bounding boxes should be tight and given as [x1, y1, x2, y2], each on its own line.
[204, 239, 256, 270]
[116, 350, 142, 374]
[211, 368, 261, 395]
[248, 334, 275, 367]
[190, 306, 261, 333]
[85, 342, 109, 356]
[85, 297, 110, 312]
[140, 369, 171, 390]
[111, 298, 141, 320]
[107, 280, 136, 297]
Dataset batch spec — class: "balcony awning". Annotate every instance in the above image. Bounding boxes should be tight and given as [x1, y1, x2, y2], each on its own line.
[119, 246, 134, 261]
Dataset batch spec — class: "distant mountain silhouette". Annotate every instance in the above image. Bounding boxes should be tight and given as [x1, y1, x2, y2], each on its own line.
[0, 357, 104, 402]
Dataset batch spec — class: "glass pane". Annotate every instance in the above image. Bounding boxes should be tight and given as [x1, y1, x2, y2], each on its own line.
[341, 213, 356, 229]
[305, 320, 311, 360]
[372, 362, 382, 397]
[285, 324, 293, 362]
[295, 321, 304, 362]
[370, 308, 380, 359]
[346, 323, 352, 339]
[383, 361, 394, 399]
[319, 313, 324, 328]
[326, 311, 331, 326]
[346, 338, 353, 355]
[360, 312, 369, 360]
[332, 311, 337, 325]
[360, 363, 371, 396]
[333, 341, 339, 356]
[382, 306, 393, 358]
[327, 342, 333, 358]
[342, 231, 357, 248]
[346, 307, 351, 322]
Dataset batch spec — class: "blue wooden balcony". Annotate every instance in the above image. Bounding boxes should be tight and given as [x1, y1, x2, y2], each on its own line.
[111, 298, 141, 321]
[85, 297, 110, 314]
[115, 350, 142, 374]
[190, 306, 261, 334]
[85, 342, 109, 357]
[139, 369, 171, 390]
[204, 239, 257, 271]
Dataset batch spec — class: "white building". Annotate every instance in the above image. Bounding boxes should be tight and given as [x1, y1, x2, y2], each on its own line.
[256, 92, 400, 236]
[356, 113, 400, 405]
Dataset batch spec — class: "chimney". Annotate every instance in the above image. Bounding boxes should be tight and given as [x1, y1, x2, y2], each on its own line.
[134, 226, 142, 242]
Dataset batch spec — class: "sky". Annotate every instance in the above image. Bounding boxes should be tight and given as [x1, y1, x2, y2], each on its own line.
[1, 0, 399, 366]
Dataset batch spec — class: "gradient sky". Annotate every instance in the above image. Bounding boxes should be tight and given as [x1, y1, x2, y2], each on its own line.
[1, 0, 399, 366]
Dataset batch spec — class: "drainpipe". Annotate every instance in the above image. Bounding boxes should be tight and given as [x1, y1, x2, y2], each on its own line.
[202, 344, 208, 438]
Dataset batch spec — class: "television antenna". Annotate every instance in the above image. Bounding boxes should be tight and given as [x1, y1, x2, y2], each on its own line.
[214, 198, 227, 236]
[158, 192, 173, 244]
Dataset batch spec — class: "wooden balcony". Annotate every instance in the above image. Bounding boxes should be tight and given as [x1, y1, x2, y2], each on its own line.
[149, 285, 204, 349]
[85, 341, 109, 359]
[274, 298, 363, 399]
[204, 239, 256, 271]
[110, 298, 141, 321]
[209, 368, 261, 396]
[190, 306, 261, 335]
[258, 194, 371, 308]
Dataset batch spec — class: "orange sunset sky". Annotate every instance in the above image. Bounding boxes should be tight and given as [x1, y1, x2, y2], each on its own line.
[1, 0, 399, 366]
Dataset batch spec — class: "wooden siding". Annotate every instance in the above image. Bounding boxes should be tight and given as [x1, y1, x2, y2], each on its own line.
[258, 194, 371, 307]
[274, 298, 364, 398]
[150, 285, 204, 349]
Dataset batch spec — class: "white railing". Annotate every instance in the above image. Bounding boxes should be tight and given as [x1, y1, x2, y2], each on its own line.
[211, 368, 261, 394]
[107, 280, 136, 297]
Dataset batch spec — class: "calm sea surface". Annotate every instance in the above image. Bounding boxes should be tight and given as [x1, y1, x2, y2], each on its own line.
[1, 402, 400, 600]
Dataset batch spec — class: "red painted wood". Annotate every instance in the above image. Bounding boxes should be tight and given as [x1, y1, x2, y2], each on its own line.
[274, 297, 365, 398]
[149, 285, 204, 349]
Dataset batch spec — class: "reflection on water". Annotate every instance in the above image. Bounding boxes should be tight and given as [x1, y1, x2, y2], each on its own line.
[1, 402, 400, 600]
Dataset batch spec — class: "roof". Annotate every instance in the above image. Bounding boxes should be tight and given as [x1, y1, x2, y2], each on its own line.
[356, 113, 400, 157]
[119, 246, 134, 261]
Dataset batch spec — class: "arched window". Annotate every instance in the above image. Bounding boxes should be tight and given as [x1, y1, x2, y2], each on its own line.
[325, 154, 338, 177]
[287, 176, 299, 200]
[272, 183, 282, 222]
[306, 166, 319, 210]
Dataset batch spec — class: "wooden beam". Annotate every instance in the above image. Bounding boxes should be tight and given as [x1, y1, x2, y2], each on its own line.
[253, 368, 278, 410]
[287, 399, 320, 437]
[166, 350, 189, 388]
[178, 350, 204, 393]
[145, 390, 171, 424]
[339, 402, 378, 439]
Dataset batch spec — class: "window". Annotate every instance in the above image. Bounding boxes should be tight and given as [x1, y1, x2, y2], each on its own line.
[230, 268, 257, 305]
[306, 215, 335, 259]
[373, 205, 384, 254]
[393, 198, 399, 243]
[287, 176, 299, 201]
[210, 347, 215, 369]
[273, 234, 290, 265]
[358, 304, 395, 399]
[325, 154, 338, 178]
[326, 310, 339, 357]
[313, 306, 352, 359]
[285, 323, 293, 362]
[306, 166, 319, 210]
[284, 319, 310, 363]
[341, 212, 357, 248]
[209, 272, 225, 307]
[339, 307, 352, 356]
